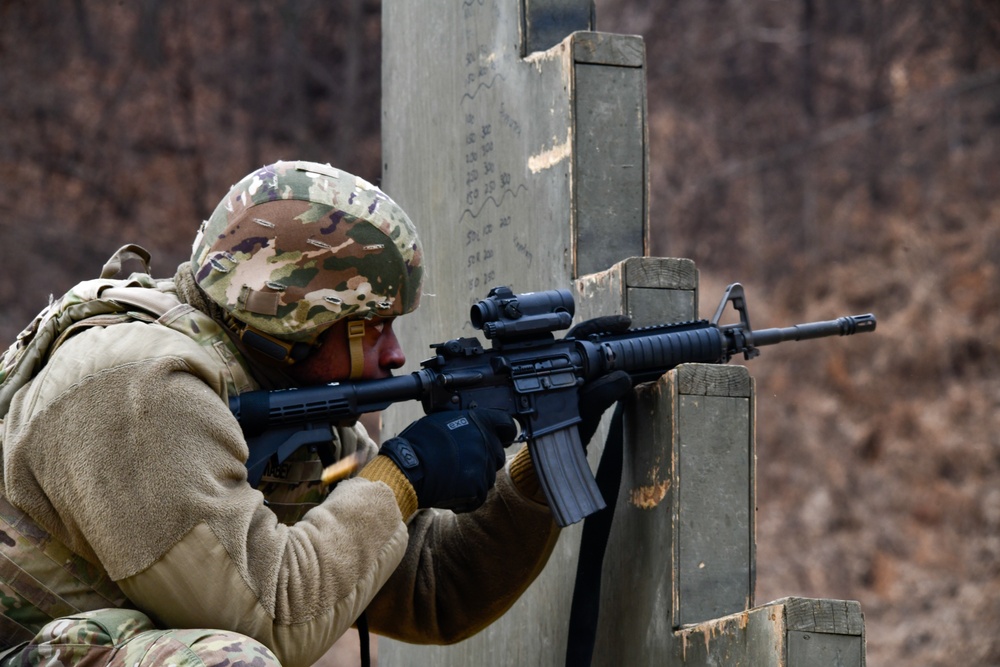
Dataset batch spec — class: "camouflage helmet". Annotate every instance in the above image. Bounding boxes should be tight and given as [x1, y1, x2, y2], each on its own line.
[191, 160, 423, 349]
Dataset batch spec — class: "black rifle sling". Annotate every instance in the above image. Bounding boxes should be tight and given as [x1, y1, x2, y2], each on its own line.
[357, 610, 370, 667]
[565, 403, 625, 667]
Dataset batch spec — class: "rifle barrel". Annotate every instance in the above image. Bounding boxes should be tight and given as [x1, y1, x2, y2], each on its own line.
[751, 313, 876, 347]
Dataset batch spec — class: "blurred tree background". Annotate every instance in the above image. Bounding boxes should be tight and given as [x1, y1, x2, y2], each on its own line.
[1, 1, 999, 665]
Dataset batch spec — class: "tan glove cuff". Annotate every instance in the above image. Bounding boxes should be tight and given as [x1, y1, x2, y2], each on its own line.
[359, 455, 419, 521]
[508, 445, 548, 505]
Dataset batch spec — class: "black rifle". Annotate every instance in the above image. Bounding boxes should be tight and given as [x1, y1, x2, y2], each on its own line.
[230, 283, 875, 527]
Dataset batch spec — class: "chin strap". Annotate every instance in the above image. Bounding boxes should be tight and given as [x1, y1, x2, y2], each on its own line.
[230, 321, 314, 365]
[348, 320, 366, 379]
[227, 315, 365, 371]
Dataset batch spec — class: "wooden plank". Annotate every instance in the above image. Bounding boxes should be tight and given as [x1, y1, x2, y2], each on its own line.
[674, 597, 865, 667]
[574, 257, 695, 311]
[573, 39, 647, 277]
[575, 257, 696, 328]
[784, 597, 866, 666]
[673, 373, 754, 626]
[624, 256, 698, 290]
[625, 287, 695, 327]
[674, 604, 786, 667]
[676, 364, 753, 398]
[783, 597, 865, 636]
[573, 31, 644, 67]
[787, 631, 864, 667]
[621, 257, 697, 326]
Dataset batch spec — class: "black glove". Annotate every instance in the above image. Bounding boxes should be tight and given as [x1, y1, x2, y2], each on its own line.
[379, 408, 517, 513]
[567, 314, 634, 448]
[577, 370, 632, 448]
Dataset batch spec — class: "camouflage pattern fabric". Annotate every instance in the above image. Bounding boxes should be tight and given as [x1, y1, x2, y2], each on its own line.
[0, 243, 359, 659]
[0, 608, 280, 666]
[256, 446, 330, 525]
[190, 160, 423, 342]
[0, 496, 128, 647]
[256, 424, 374, 525]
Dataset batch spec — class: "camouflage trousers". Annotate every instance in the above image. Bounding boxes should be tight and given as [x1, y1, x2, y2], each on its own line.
[0, 608, 281, 666]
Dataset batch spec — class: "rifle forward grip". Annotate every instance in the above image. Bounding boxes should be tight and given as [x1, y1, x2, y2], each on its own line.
[528, 428, 606, 527]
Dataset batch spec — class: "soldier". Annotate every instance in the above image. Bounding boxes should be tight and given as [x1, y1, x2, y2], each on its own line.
[0, 160, 625, 666]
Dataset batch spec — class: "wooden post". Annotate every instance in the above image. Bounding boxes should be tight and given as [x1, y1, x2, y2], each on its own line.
[380, 0, 647, 662]
[581, 261, 867, 667]
[380, 0, 646, 316]
[379, 1, 866, 664]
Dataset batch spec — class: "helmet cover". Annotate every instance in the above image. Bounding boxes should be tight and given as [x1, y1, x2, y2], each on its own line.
[191, 160, 423, 342]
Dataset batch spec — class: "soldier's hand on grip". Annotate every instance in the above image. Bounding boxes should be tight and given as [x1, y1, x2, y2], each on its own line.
[576, 370, 632, 449]
[567, 314, 634, 449]
[379, 409, 517, 513]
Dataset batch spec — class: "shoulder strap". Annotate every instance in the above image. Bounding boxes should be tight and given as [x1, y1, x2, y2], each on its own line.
[565, 404, 625, 667]
[0, 245, 173, 416]
[99, 244, 153, 281]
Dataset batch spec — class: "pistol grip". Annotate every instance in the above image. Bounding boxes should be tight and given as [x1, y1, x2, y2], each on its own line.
[529, 428, 606, 527]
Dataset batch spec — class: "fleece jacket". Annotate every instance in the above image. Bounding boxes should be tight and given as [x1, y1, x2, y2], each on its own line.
[0, 264, 559, 667]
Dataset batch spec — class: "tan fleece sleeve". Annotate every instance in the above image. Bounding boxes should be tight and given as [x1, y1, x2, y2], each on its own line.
[365, 447, 560, 644]
[1, 323, 409, 667]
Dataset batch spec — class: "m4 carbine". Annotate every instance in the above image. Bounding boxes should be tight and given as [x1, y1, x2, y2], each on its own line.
[230, 283, 876, 527]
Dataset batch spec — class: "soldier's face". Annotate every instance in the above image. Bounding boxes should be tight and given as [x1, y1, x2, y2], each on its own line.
[287, 316, 405, 385]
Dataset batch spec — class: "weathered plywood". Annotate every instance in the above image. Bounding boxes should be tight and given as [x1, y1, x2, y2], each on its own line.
[587, 361, 753, 666]
[573, 42, 646, 276]
[378, 0, 868, 661]
[380, 1, 648, 664]
[675, 390, 753, 625]
[577, 259, 692, 666]
[574, 256, 696, 327]
[787, 631, 864, 666]
[674, 597, 866, 667]
[587, 376, 675, 667]
[381, 3, 647, 361]
[783, 597, 865, 636]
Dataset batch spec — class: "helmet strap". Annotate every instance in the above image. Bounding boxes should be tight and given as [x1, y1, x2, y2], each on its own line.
[347, 320, 366, 379]
[238, 326, 313, 365]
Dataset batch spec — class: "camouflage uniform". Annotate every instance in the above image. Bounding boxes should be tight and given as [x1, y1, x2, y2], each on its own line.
[0, 608, 278, 667]
[0, 162, 559, 667]
[0, 248, 285, 666]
